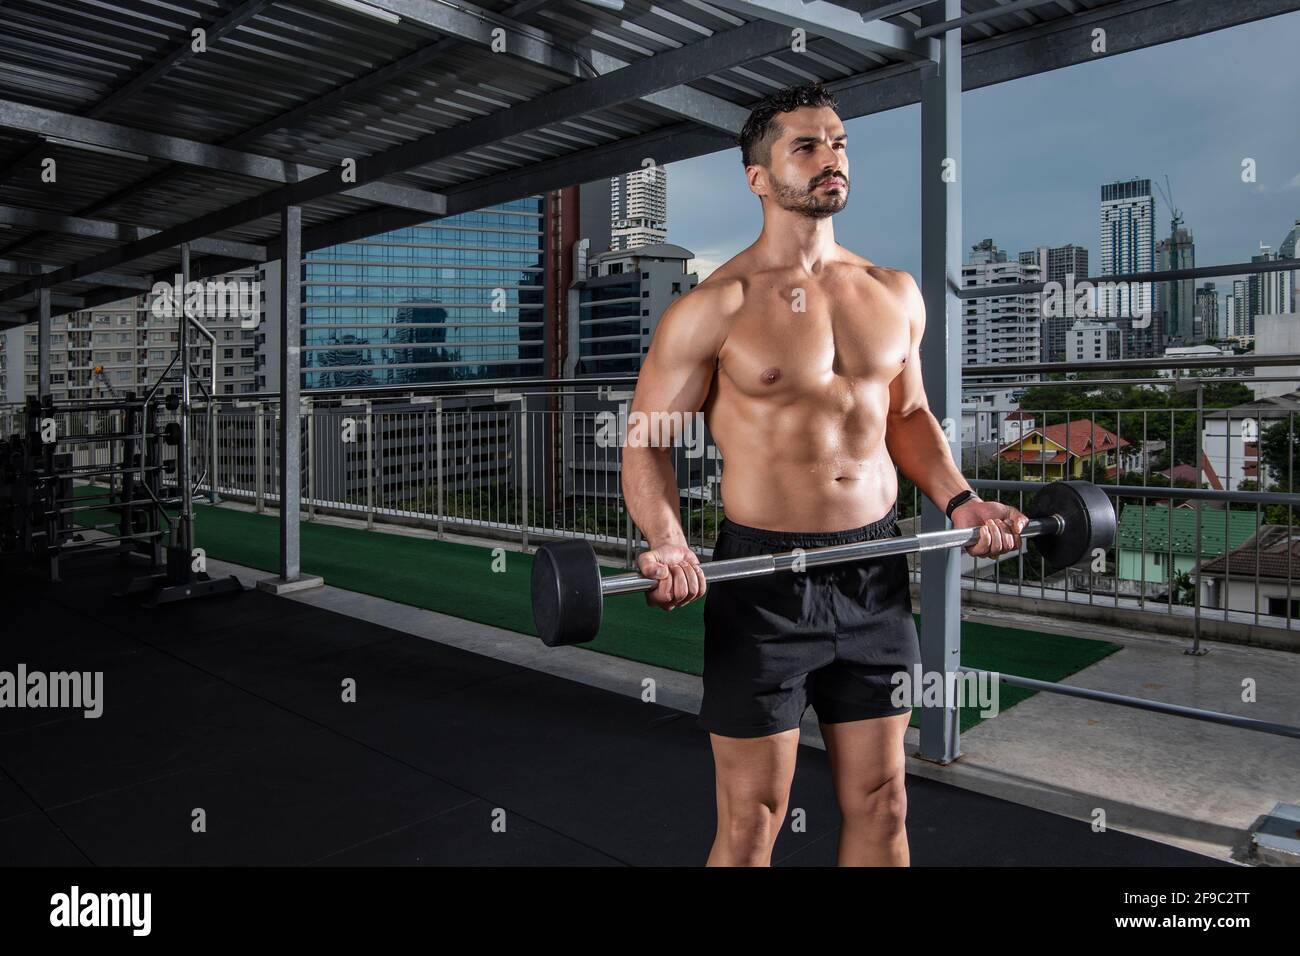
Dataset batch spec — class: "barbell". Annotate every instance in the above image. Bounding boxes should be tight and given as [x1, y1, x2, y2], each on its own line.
[531, 479, 1116, 647]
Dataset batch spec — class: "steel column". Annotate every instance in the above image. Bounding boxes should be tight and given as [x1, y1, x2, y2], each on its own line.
[179, 243, 194, 557]
[209, 402, 220, 504]
[37, 287, 50, 398]
[917, 0, 963, 765]
[278, 205, 302, 581]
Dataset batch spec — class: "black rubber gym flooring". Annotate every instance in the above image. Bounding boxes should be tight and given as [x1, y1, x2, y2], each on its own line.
[0, 551, 1225, 866]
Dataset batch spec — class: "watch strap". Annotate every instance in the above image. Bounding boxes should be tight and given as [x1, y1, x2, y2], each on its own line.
[946, 489, 979, 520]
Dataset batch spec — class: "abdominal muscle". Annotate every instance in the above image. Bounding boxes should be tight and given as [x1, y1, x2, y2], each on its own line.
[712, 436, 899, 533]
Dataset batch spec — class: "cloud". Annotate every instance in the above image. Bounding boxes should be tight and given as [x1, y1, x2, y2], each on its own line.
[659, 12, 1300, 289]
[688, 256, 726, 280]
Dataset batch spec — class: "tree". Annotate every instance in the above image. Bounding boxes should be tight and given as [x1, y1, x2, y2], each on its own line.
[1259, 419, 1300, 493]
[1012, 377, 1251, 472]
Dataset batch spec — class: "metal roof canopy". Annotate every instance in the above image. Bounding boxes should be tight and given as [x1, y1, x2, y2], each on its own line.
[0, 0, 1295, 325]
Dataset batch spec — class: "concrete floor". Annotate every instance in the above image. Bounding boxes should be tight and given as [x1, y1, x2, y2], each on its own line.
[212, 540, 1300, 866]
[934, 606, 1300, 863]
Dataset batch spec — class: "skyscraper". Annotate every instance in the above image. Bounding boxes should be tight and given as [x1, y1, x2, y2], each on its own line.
[1099, 178, 1156, 356]
[610, 164, 667, 252]
[961, 239, 1041, 406]
[1225, 279, 1248, 339]
[291, 198, 547, 388]
[1247, 243, 1295, 337]
[1195, 283, 1219, 342]
[1020, 243, 1090, 362]
[1154, 226, 1196, 344]
[1277, 218, 1299, 311]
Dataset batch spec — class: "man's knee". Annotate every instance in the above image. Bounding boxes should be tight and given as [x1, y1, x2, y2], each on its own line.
[840, 774, 907, 831]
[717, 796, 785, 853]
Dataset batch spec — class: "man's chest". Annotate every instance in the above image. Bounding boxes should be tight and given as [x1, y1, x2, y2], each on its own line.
[717, 278, 911, 398]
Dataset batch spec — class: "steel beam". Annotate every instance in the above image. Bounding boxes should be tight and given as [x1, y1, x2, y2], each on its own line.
[209, 0, 1300, 273]
[37, 0, 1300, 317]
[5, 292, 84, 310]
[706, 0, 938, 61]
[585, 49, 749, 135]
[368, 0, 748, 134]
[0, 258, 152, 290]
[366, 0, 591, 77]
[0, 0, 274, 186]
[17, 249, 282, 323]
[0, 18, 788, 301]
[0, 204, 266, 263]
[858, 1, 941, 18]
[914, 0, 1070, 38]
[306, 122, 735, 252]
[10, 0, 738, 280]
[0, 99, 445, 216]
[103, 1, 275, 108]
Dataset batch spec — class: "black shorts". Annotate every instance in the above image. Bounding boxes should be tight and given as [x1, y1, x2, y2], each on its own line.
[697, 506, 922, 738]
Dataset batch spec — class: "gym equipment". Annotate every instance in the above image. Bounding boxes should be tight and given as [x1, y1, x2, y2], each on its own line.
[1, 283, 241, 604]
[531, 479, 1116, 647]
[0, 395, 170, 575]
[117, 259, 240, 606]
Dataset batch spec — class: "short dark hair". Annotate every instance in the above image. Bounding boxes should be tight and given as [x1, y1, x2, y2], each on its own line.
[737, 82, 840, 169]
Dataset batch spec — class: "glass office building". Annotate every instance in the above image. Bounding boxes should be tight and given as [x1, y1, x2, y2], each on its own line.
[302, 197, 546, 388]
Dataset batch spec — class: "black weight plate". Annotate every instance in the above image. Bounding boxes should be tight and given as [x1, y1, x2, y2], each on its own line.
[1026, 480, 1116, 572]
[532, 539, 603, 646]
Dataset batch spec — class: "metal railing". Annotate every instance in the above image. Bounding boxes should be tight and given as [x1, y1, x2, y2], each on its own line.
[7, 353, 1300, 642]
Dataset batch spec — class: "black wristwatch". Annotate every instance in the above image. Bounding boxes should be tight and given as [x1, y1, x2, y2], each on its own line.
[945, 489, 980, 521]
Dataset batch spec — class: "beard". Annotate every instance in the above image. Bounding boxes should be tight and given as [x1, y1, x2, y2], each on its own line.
[768, 171, 849, 219]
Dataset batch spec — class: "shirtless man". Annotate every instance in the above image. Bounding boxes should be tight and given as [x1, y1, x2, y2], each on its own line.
[620, 82, 1029, 867]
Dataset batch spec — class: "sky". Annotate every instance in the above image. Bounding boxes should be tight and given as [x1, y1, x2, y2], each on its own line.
[660, 10, 1300, 293]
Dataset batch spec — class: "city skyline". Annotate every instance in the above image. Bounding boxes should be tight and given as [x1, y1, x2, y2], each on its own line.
[661, 10, 1300, 310]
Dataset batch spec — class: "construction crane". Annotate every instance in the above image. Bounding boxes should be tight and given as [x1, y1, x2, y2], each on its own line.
[1153, 174, 1192, 343]
[1154, 174, 1183, 235]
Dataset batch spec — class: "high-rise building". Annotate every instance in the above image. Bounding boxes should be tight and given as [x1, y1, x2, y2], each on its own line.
[961, 239, 1041, 408]
[280, 197, 547, 389]
[1195, 282, 1219, 342]
[1246, 243, 1295, 338]
[1020, 243, 1090, 362]
[242, 199, 550, 514]
[0, 327, 14, 401]
[1225, 279, 1248, 340]
[1279, 218, 1300, 305]
[561, 241, 700, 507]
[610, 165, 667, 252]
[1154, 226, 1196, 344]
[17, 267, 262, 402]
[567, 243, 699, 377]
[1099, 178, 1156, 357]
